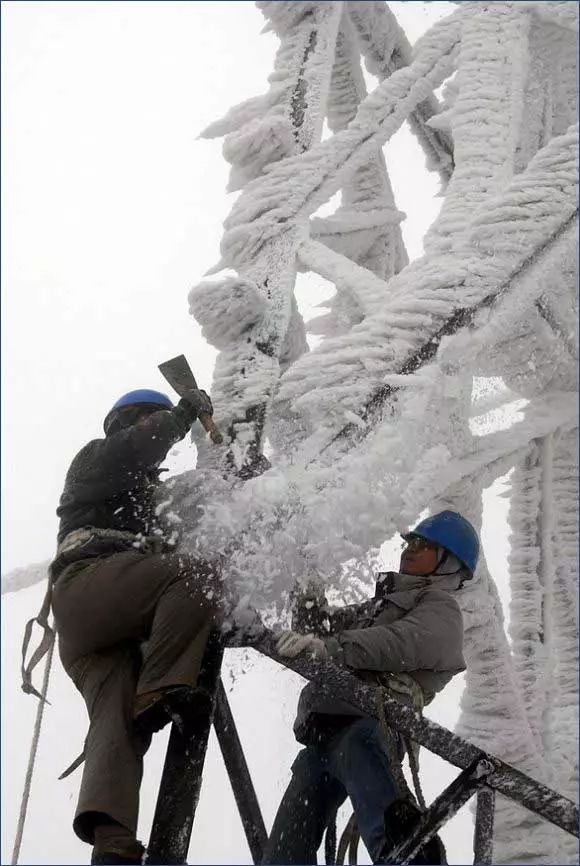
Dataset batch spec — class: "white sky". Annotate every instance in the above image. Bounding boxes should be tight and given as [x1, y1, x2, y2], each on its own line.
[2, 4, 511, 865]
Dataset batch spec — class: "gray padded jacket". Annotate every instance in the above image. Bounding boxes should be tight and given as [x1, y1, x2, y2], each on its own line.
[293, 572, 466, 744]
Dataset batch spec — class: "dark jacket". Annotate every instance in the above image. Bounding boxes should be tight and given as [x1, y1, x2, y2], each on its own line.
[52, 408, 191, 575]
[292, 572, 466, 744]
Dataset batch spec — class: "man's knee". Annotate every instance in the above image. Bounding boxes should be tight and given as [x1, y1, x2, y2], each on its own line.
[163, 553, 223, 601]
[164, 553, 222, 589]
[290, 746, 326, 786]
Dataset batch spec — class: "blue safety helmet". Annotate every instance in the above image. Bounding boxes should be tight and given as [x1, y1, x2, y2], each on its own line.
[104, 389, 173, 434]
[403, 510, 480, 576]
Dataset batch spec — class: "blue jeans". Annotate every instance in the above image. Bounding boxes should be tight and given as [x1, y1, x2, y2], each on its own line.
[262, 718, 401, 864]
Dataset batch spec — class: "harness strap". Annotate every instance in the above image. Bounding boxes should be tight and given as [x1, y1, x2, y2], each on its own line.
[324, 808, 338, 865]
[21, 577, 55, 702]
[58, 747, 87, 780]
[26, 525, 168, 699]
[336, 812, 358, 866]
[55, 526, 168, 561]
[348, 826, 360, 866]
[377, 673, 426, 808]
[406, 736, 426, 810]
[376, 690, 414, 803]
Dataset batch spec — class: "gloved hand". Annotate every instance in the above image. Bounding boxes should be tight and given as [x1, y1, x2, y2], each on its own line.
[181, 388, 213, 418]
[174, 389, 214, 431]
[276, 630, 328, 660]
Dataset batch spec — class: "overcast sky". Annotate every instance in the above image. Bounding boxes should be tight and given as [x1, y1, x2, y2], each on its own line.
[1, 0, 457, 574]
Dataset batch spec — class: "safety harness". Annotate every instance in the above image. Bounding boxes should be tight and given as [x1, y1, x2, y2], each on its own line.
[21, 579, 55, 702]
[21, 526, 168, 700]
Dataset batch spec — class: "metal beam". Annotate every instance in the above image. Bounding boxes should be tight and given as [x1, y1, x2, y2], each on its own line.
[534, 295, 578, 359]
[346, 0, 454, 180]
[214, 679, 268, 864]
[222, 4, 342, 469]
[315, 210, 578, 461]
[146, 635, 224, 865]
[383, 758, 493, 864]
[242, 629, 579, 838]
[473, 787, 495, 864]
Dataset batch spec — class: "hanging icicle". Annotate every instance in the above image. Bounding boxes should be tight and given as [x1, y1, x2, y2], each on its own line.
[548, 427, 579, 864]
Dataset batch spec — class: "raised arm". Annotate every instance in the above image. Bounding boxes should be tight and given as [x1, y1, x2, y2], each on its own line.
[63, 405, 194, 503]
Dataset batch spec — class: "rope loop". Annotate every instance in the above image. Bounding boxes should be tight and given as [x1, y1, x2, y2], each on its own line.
[12, 625, 55, 865]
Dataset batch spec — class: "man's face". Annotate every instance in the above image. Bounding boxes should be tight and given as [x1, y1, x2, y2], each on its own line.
[399, 536, 440, 575]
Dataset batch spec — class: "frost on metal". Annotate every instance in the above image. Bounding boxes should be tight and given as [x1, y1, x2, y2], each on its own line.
[178, 3, 578, 862]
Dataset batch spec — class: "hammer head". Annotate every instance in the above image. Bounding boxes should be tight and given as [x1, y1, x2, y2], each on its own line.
[158, 355, 223, 444]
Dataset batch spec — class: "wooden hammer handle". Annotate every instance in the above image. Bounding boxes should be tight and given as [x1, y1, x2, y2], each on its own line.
[199, 412, 224, 444]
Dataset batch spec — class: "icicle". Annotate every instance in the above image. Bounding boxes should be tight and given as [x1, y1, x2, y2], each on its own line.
[274, 126, 577, 456]
[323, 14, 408, 284]
[548, 427, 579, 864]
[519, 2, 579, 33]
[218, 12, 460, 274]
[193, 1, 343, 472]
[507, 443, 552, 752]
[347, 0, 455, 180]
[189, 277, 267, 350]
[424, 2, 531, 256]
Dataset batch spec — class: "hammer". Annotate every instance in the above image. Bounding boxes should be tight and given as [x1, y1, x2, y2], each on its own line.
[158, 354, 223, 444]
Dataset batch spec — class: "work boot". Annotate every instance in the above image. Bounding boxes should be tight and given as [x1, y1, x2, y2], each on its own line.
[133, 685, 212, 738]
[133, 686, 182, 737]
[380, 799, 447, 865]
[91, 822, 145, 865]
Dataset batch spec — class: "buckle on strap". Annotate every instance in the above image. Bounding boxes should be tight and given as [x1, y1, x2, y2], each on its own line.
[21, 577, 55, 702]
[380, 672, 425, 711]
[56, 526, 167, 559]
[56, 528, 96, 557]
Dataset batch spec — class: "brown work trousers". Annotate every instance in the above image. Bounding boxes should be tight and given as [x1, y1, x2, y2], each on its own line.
[52, 550, 222, 844]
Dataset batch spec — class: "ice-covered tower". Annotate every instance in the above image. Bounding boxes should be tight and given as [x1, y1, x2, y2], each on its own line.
[185, 3, 578, 862]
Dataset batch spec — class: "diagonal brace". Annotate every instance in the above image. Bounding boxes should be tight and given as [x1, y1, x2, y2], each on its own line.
[316, 210, 578, 460]
[214, 679, 268, 864]
[146, 635, 224, 865]
[473, 787, 495, 865]
[382, 757, 494, 864]
[239, 629, 579, 838]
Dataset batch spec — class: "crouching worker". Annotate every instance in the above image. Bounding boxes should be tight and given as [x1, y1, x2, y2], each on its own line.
[50, 387, 224, 865]
[263, 511, 479, 865]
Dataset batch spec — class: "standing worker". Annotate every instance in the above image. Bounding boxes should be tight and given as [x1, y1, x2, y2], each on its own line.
[264, 510, 479, 865]
[50, 387, 222, 865]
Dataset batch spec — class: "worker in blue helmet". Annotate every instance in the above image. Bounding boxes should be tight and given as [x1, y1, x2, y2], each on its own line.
[400, 510, 480, 581]
[264, 511, 479, 866]
[48, 384, 222, 864]
[102, 388, 175, 435]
